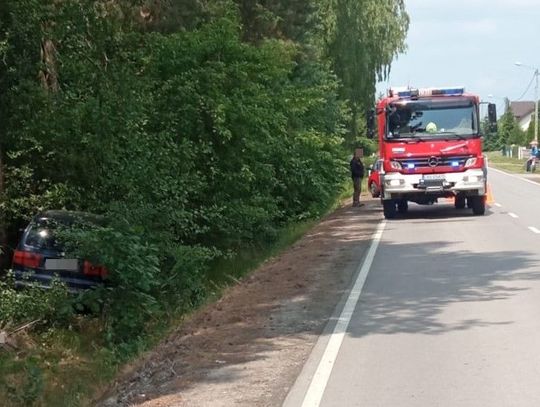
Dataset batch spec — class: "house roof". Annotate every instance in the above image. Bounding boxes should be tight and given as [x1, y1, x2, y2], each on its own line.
[510, 101, 535, 119]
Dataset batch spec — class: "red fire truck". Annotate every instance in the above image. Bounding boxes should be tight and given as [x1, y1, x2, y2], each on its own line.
[367, 87, 497, 219]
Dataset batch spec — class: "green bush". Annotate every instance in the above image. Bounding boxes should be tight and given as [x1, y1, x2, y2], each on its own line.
[0, 278, 73, 326]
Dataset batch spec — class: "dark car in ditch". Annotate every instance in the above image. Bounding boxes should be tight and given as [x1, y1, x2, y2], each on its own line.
[12, 210, 107, 292]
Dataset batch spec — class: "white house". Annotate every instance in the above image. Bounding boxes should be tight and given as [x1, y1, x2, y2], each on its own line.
[510, 101, 535, 131]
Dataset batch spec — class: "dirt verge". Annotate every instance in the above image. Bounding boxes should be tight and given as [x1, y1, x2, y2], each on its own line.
[99, 195, 382, 407]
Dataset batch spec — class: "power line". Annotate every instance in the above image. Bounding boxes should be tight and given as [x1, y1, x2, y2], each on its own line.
[516, 71, 536, 101]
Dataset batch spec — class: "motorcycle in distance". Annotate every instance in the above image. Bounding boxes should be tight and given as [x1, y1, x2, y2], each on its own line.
[528, 156, 539, 173]
[526, 143, 540, 172]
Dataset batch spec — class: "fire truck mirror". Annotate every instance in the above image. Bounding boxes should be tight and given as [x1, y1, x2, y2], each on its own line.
[366, 108, 375, 138]
[488, 103, 497, 125]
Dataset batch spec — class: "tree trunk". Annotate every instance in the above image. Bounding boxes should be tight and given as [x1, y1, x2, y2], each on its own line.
[39, 37, 59, 92]
[0, 145, 6, 264]
[350, 103, 359, 138]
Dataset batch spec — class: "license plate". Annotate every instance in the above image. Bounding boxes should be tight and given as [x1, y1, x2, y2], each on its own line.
[45, 258, 79, 271]
[423, 174, 446, 180]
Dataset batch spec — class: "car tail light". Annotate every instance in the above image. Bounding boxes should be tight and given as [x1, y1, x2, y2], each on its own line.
[12, 250, 43, 268]
[83, 261, 108, 278]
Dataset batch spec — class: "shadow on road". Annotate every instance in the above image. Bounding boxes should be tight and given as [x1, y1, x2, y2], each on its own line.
[346, 240, 535, 338]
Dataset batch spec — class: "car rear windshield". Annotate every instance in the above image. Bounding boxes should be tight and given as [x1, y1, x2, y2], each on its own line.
[24, 220, 63, 251]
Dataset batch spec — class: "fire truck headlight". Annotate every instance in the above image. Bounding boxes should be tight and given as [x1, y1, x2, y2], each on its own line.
[385, 179, 404, 187]
[464, 175, 482, 183]
[464, 157, 478, 167]
[390, 160, 402, 170]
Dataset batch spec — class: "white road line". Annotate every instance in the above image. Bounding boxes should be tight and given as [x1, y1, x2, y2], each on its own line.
[508, 212, 519, 218]
[494, 203, 502, 207]
[489, 167, 540, 187]
[529, 227, 540, 234]
[301, 220, 386, 407]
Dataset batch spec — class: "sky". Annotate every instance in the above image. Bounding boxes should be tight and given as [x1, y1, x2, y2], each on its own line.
[376, 0, 540, 117]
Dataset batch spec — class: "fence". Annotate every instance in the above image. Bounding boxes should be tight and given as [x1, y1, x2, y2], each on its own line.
[502, 145, 529, 160]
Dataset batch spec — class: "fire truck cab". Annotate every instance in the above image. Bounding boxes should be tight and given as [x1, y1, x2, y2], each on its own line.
[367, 87, 497, 219]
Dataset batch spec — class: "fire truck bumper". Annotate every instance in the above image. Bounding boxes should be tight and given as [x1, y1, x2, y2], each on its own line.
[382, 169, 486, 199]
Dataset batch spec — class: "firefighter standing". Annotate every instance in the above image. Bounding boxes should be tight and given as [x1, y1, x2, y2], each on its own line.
[350, 149, 365, 207]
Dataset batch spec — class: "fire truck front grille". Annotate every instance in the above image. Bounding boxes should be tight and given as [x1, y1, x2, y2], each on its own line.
[397, 155, 472, 169]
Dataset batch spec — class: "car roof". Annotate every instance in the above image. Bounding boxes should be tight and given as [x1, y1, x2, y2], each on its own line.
[34, 210, 105, 226]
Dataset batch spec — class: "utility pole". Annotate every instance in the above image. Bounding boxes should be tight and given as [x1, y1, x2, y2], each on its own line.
[534, 67, 538, 143]
[515, 62, 539, 142]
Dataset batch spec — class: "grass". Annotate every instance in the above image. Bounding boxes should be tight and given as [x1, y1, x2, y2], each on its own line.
[0, 319, 117, 407]
[485, 151, 528, 174]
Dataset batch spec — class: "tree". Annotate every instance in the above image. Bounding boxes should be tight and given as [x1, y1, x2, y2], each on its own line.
[497, 100, 525, 147]
[526, 107, 539, 145]
[225, 0, 410, 140]
[482, 116, 499, 151]
[321, 0, 409, 138]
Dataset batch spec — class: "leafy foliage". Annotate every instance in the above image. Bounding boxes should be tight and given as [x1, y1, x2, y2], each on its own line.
[318, 0, 409, 137]
[526, 111, 538, 145]
[482, 116, 500, 151]
[0, 278, 72, 325]
[498, 102, 526, 147]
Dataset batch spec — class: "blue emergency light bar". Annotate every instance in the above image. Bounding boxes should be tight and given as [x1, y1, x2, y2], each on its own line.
[391, 87, 465, 98]
[396, 90, 413, 97]
[430, 87, 465, 96]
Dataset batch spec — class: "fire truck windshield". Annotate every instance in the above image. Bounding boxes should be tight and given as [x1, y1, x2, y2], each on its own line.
[386, 99, 478, 140]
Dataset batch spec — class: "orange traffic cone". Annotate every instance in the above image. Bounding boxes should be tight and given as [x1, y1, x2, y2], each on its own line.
[486, 183, 494, 205]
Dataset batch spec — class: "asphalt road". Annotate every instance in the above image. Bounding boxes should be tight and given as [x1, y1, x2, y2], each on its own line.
[285, 168, 540, 407]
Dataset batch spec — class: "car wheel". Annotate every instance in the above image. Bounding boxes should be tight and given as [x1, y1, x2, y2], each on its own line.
[370, 182, 380, 198]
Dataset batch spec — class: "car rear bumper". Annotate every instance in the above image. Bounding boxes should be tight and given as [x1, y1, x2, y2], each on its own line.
[12, 268, 103, 293]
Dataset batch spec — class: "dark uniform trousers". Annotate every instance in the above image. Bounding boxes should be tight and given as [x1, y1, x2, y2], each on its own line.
[353, 177, 361, 206]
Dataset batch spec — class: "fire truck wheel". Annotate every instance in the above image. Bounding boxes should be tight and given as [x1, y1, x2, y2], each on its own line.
[455, 196, 466, 209]
[470, 196, 485, 215]
[397, 199, 408, 214]
[383, 200, 397, 219]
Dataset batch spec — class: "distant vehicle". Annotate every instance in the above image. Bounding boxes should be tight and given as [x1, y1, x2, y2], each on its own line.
[12, 210, 107, 292]
[368, 159, 382, 198]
